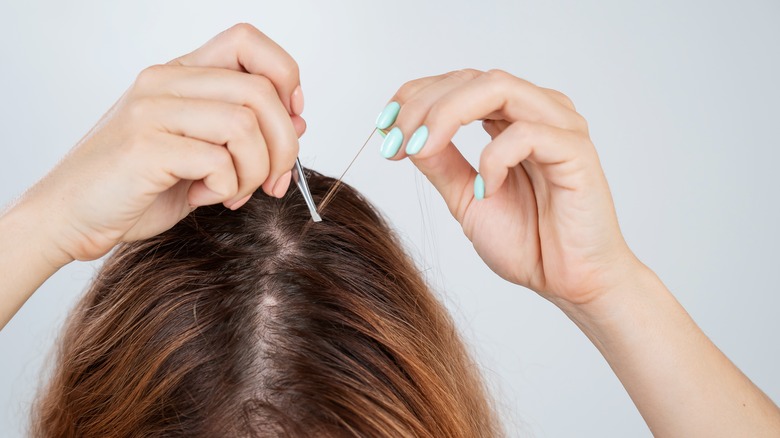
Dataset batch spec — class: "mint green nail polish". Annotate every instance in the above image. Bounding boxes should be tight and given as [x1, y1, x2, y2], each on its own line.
[376, 101, 401, 129]
[380, 127, 403, 158]
[406, 125, 428, 155]
[474, 174, 485, 200]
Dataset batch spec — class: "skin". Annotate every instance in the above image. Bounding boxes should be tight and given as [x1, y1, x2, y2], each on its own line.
[1, 23, 779, 437]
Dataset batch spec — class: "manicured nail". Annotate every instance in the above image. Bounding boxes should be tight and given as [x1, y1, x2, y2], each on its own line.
[291, 85, 304, 116]
[406, 125, 428, 155]
[380, 127, 403, 159]
[375, 101, 401, 129]
[272, 170, 293, 198]
[229, 194, 252, 210]
[474, 174, 485, 200]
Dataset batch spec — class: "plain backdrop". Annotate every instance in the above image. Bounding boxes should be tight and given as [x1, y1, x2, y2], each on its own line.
[1, 1, 779, 436]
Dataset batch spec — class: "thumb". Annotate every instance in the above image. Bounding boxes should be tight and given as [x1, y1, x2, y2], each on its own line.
[409, 141, 476, 221]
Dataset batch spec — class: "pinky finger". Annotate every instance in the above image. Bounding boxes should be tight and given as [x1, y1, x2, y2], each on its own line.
[478, 121, 593, 197]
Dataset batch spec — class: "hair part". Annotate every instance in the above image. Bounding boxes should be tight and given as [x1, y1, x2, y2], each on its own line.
[32, 169, 502, 437]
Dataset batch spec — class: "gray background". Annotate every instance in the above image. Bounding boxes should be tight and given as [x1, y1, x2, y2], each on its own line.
[1, 0, 778, 436]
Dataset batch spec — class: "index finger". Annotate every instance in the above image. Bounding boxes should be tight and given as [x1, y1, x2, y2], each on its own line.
[169, 23, 302, 115]
[412, 69, 584, 160]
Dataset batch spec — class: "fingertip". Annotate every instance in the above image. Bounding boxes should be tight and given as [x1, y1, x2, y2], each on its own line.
[292, 115, 307, 138]
[474, 174, 486, 200]
[376, 101, 401, 130]
[405, 120, 457, 160]
[477, 161, 511, 199]
[261, 178, 276, 197]
[272, 170, 293, 198]
[380, 127, 404, 159]
[405, 125, 429, 156]
[291, 85, 304, 116]
[228, 194, 252, 210]
[188, 181, 229, 207]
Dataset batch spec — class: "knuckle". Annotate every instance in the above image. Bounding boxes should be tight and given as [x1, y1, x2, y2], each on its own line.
[447, 68, 481, 81]
[425, 99, 451, 125]
[125, 132, 149, 154]
[134, 64, 167, 90]
[126, 97, 155, 121]
[231, 106, 258, 133]
[558, 92, 577, 110]
[249, 74, 275, 96]
[397, 96, 427, 123]
[485, 68, 511, 81]
[480, 145, 501, 168]
[503, 120, 534, 146]
[228, 23, 260, 40]
[211, 147, 233, 169]
[395, 80, 421, 103]
[570, 112, 589, 132]
[275, 59, 300, 81]
[546, 88, 577, 110]
[243, 75, 275, 106]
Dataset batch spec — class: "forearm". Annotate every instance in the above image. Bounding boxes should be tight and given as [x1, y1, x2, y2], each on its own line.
[560, 263, 780, 437]
[0, 199, 71, 330]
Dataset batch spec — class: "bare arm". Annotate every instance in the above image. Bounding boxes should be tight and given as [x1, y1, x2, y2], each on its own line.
[562, 262, 780, 436]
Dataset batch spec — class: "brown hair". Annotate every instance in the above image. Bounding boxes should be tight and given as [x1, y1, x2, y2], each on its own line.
[32, 169, 501, 437]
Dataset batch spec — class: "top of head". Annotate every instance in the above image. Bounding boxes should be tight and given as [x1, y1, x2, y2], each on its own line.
[33, 169, 500, 437]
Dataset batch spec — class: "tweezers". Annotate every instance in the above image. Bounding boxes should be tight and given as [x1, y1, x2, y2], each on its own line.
[292, 157, 322, 222]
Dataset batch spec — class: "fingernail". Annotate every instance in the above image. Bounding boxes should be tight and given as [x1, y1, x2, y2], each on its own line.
[375, 101, 401, 129]
[228, 194, 252, 210]
[405, 125, 428, 155]
[272, 170, 293, 198]
[291, 85, 304, 116]
[474, 174, 485, 200]
[380, 127, 403, 159]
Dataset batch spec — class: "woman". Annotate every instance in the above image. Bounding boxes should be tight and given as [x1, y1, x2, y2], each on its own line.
[32, 170, 502, 437]
[1, 24, 778, 436]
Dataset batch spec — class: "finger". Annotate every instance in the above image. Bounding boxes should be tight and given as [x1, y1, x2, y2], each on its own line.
[478, 120, 595, 197]
[133, 66, 299, 196]
[131, 96, 270, 204]
[412, 69, 585, 160]
[381, 69, 483, 160]
[292, 115, 307, 138]
[540, 87, 576, 111]
[388, 71, 461, 109]
[140, 133, 239, 208]
[169, 23, 302, 115]
[409, 142, 476, 221]
[483, 90, 569, 139]
[482, 119, 510, 139]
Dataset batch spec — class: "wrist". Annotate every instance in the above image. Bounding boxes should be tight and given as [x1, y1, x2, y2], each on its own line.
[0, 196, 73, 329]
[1, 197, 75, 270]
[552, 257, 662, 338]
